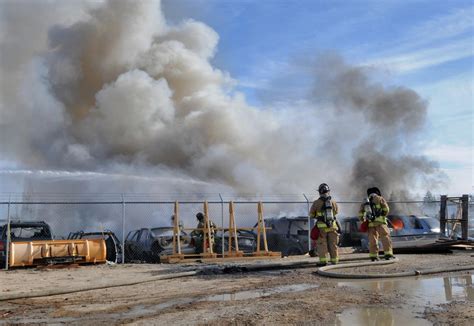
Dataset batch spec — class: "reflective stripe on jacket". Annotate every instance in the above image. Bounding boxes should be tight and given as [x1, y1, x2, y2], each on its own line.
[309, 197, 339, 232]
[316, 221, 338, 231]
[358, 194, 390, 227]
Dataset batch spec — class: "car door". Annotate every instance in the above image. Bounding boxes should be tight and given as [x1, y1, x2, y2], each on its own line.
[125, 230, 140, 260]
[136, 229, 150, 258]
[292, 220, 309, 254]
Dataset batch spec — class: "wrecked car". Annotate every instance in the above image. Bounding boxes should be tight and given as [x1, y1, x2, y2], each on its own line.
[1, 220, 53, 267]
[339, 215, 441, 250]
[125, 226, 258, 262]
[68, 230, 122, 263]
[263, 216, 314, 256]
[124, 227, 196, 263]
[1, 221, 107, 267]
[214, 230, 257, 254]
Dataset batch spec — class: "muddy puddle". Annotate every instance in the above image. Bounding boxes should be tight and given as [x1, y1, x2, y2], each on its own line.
[130, 283, 318, 314]
[122, 283, 319, 319]
[205, 283, 318, 301]
[5, 283, 318, 323]
[336, 273, 474, 325]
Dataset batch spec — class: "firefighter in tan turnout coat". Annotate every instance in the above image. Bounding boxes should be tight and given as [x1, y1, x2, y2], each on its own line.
[192, 212, 217, 253]
[309, 183, 339, 266]
[359, 187, 395, 261]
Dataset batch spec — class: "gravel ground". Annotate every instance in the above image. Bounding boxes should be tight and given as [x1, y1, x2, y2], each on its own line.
[425, 301, 474, 326]
[0, 252, 473, 325]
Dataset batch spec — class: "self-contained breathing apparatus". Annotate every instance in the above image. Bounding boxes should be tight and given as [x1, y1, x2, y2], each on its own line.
[363, 195, 379, 222]
[320, 196, 335, 228]
[316, 183, 341, 232]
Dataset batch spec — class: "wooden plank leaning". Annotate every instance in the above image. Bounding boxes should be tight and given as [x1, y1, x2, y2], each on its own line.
[168, 201, 184, 261]
[253, 201, 280, 257]
[201, 201, 217, 259]
[226, 201, 243, 257]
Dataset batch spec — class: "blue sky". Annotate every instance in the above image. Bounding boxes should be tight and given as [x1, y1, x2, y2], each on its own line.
[163, 0, 473, 195]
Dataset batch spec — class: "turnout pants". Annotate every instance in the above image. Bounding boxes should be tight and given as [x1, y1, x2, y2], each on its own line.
[368, 224, 393, 258]
[316, 229, 339, 263]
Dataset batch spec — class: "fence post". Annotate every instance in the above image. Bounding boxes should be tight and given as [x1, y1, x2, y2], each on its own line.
[121, 194, 126, 264]
[440, 195, 447, 236]
[461, 194, 469, 240]
[173, 201, 182, 254]
[303, 193, 311, 253]
[219, 193, 224, 257]
[4, 195, 11, 271]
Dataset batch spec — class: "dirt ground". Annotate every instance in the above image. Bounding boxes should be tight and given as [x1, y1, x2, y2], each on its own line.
[425, 302, 474, 326]
[1, 252, 473, 325]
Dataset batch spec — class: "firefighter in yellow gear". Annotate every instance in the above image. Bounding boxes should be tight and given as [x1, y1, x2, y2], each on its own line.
[192, 212, 217, 253]
[309, 183, 339, 266]
[192, 212, 217, 237]
[359, 187, 394, 261]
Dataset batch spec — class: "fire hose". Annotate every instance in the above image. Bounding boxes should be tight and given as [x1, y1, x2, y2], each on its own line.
[0, 257, 366, 301]
[0, 271, 198, 302]
[2, 257, 474, 301]
[222, 256, 474, 280]
[316, 257, 474, 279]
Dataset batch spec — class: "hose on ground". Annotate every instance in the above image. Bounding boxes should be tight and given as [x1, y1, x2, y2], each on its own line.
[317, 258, 474, 279]
[4, 256, 474, 300]
[232, 256, 370, 272]
[0, 270, 197, 302]
[1, 256, 366, 301]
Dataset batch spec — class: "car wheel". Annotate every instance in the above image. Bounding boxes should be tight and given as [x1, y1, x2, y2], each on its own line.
[150, 243, 163, 263]
[285, 247, 302, 257]
[308, 248, 317, 257]
[360, 238, 369, 251]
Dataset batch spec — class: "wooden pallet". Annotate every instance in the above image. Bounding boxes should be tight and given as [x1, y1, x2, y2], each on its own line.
[161, 201, 282, 264]
[160, 253, 198, 263]
[160, 252, 283, 264]
[251, 251, 281, 257]
[200, 254, 282, 263]
[225, 251, 245, 257]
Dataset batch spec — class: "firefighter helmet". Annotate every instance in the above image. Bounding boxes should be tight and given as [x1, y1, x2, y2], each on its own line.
[318, 183, 330, 195]
[367, 187, 382, 196]
[196, 212, 204, 221]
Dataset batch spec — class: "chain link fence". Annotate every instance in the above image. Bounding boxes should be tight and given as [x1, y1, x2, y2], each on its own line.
[1, 193, 472, 269]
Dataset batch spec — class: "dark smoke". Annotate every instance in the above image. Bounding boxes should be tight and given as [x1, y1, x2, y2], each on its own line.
[312, 54, 444, 201]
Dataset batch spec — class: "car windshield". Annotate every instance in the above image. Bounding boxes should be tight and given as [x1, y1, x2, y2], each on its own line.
[127, 231, 139, 241]
[9, 226, 51, 240]
[289, 221, 308, 234]
[151, 227, 186, 237]
[239, 238, 254, 246]
[420, 217, 440, 230]
[79, 234, 109, 239]
[267, 219, 289, 233]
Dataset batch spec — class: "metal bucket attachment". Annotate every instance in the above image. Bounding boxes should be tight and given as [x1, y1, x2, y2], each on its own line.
[9, 239, 107, 267]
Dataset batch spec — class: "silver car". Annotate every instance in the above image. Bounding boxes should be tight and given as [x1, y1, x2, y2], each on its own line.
[340, 215, 441, 250]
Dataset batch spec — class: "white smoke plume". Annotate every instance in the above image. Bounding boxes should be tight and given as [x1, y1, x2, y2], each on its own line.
[0, 0, 443, 207]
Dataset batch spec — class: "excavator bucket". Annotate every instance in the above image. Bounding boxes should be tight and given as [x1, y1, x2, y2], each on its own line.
[9, 239, 107, 267]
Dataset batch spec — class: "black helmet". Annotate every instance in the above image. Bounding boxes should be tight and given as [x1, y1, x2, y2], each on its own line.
[196, 212, 204, 221]
[367, 187, 381, 196]
[318, 183, 330, 195]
